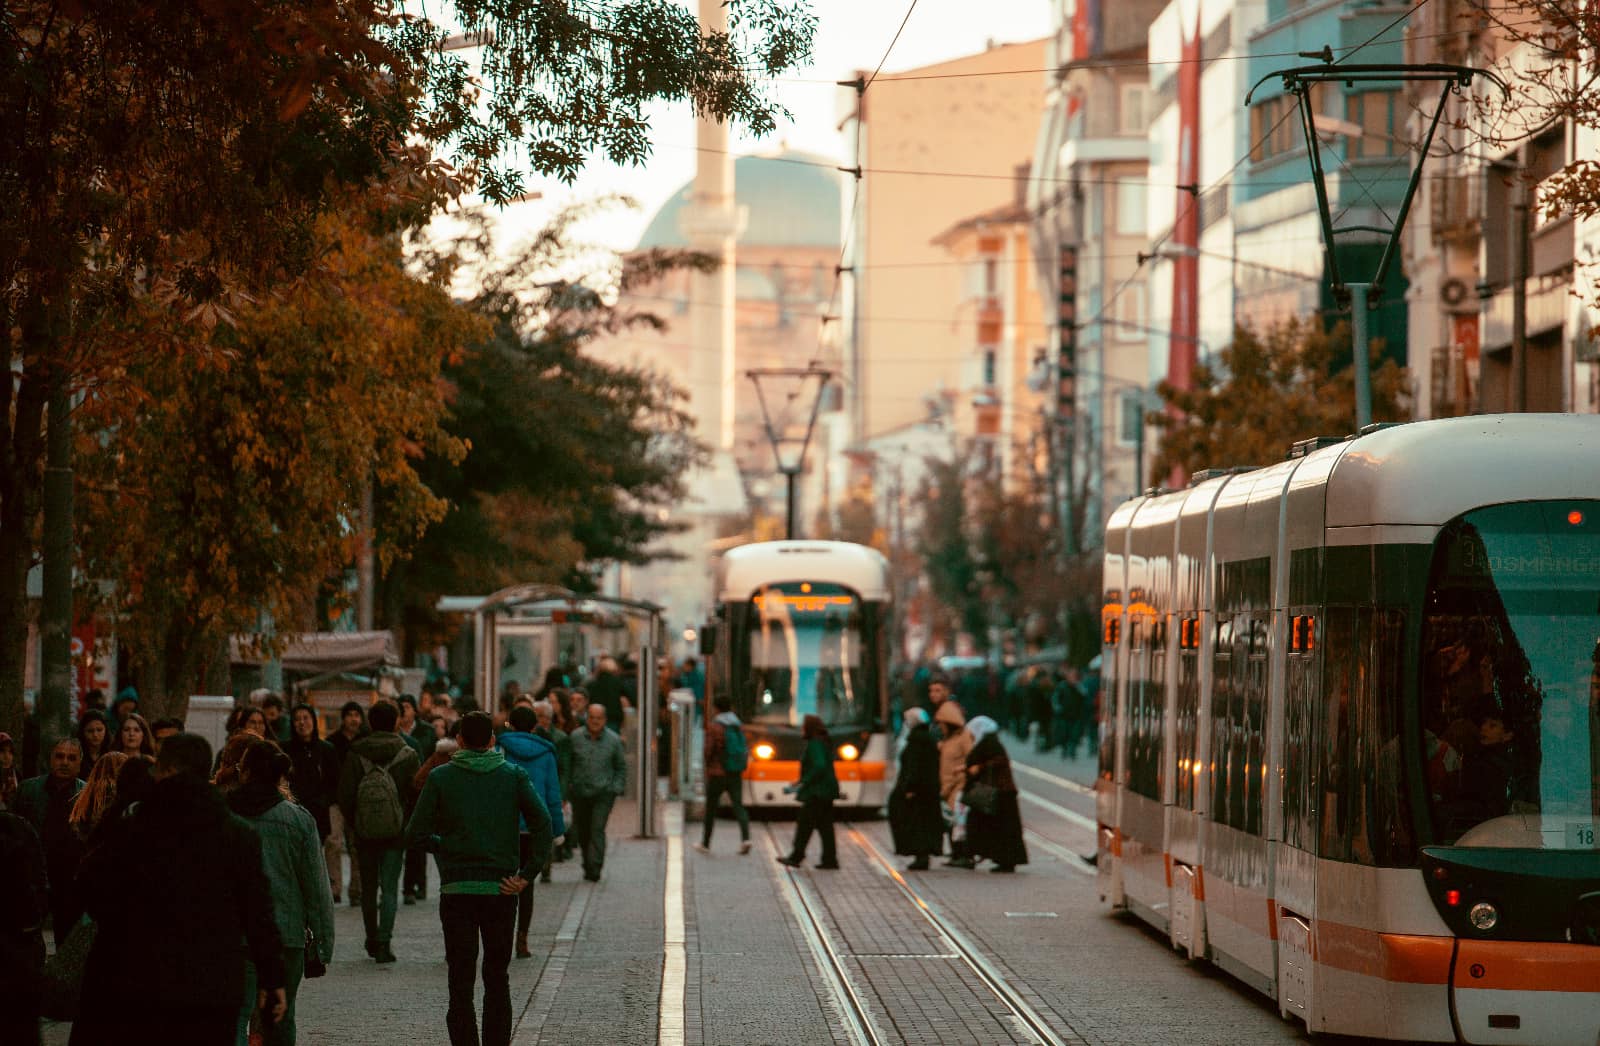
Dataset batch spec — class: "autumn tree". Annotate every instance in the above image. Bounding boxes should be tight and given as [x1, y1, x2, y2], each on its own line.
[1148, 317, 1412, 483]
[74, 208, 479, 717]
[0, 0, 816, 738]
[378, 208, 710, 651]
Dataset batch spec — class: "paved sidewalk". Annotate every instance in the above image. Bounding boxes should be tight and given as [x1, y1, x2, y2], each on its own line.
[42, 797, 665, 1046]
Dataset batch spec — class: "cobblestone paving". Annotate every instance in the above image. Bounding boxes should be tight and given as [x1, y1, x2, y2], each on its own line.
[687, 815, 851, 1046]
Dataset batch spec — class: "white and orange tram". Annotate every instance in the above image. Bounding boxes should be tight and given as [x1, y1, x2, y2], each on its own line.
[1096, 414, 1600, 1044]
[704, 541, 893, 811]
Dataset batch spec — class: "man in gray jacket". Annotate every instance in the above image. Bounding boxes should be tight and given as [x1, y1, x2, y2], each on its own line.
[568, 703, 627, 882]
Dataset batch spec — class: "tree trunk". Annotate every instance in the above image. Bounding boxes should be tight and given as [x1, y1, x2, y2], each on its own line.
[0, 361, 52, 741]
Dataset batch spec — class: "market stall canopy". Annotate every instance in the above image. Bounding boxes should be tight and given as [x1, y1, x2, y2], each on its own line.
[230, 630, 397, 675]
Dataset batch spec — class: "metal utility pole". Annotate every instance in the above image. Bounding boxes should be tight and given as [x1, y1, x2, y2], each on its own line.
[1248, 59, 1508, 430]
[747, 366, 833, 539]
[1510, 163, 1530, 412]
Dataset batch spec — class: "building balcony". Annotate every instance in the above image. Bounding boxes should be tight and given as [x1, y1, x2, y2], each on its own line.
[1429, 171, 1483, 244]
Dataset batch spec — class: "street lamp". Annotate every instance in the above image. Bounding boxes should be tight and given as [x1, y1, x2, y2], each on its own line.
[746, 365, 833, 540]
[1246, 58, 1508, 429]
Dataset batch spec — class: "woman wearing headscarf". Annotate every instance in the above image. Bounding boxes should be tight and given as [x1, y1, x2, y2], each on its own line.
[776, 714, 840, 869]
[887, 708, 943, 870]
[934, 699, 974, 867]
[962, 716, 1028, 873]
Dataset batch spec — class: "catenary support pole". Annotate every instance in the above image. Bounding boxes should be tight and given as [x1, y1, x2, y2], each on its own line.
[784, 469, 799, 540]
[1350, 282, 1373, 432]
[637, 644, 656, 838]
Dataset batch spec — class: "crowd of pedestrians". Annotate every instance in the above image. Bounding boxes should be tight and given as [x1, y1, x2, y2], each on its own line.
[0, 654, 658, 1046]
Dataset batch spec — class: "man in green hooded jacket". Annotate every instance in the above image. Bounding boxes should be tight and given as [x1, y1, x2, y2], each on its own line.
[406, 711, 552, 1046]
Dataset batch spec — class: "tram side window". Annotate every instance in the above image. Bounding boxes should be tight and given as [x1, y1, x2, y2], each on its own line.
[1244, 615, 1269, 837]
[1127, 619, 1149, 796]
[1149, 646, 1168, 801]
[1211, 618, 1234, 821]
[1320, 606, 1412, 865]
[1175, 650, 1200, 810]
[1100, 610, 1120, 785]
[1282, 611, 1320, 853]
[1320, 608, 1357, 861]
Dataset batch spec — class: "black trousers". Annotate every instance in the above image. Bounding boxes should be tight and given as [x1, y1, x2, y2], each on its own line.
[702, 775, 750, 846]
[441, 893, 517, 1046]
[404, 845, 428, 897]
[0, 930, 44, 1046]
[788, 798, 837, 865]
[516, 835, 538, 938]
[570, 793, 615, 878]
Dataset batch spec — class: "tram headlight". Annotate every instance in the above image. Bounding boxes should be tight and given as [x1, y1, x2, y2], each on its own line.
[1469, 902, 1500, 932]
[753, 743, 775, 761]
[837, 743, 860, 761]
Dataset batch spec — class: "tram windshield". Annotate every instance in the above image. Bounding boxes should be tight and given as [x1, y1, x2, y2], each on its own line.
[1421, 500, 1600, 849]
[739, 582, 873, 729]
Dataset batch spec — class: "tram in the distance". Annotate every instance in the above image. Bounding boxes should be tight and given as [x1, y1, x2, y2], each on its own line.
[703, 541, 892, 811]
[1097, 414, 1600, 1044]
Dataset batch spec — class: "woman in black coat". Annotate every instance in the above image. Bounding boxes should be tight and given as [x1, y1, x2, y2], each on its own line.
[962, 716, 1028, 873]
[284, 704, 340, 843]
[888, 708, 944, 870]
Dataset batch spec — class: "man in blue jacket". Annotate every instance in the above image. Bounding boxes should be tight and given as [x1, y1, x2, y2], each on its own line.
[407, 712, 552, 1046]
[498, 705, 565, 957]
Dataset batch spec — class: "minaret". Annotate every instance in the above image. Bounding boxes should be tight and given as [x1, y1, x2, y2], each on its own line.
[679, 0, 746, 464]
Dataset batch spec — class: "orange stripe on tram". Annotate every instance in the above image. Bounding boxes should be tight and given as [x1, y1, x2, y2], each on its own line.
[1455, 940, 1600, 993]
[1313, 921, 1455, 985]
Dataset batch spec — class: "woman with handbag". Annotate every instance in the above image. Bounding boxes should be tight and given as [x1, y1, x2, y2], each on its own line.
[228, 739, 335, 1046]
[962, 716, 1029, 873]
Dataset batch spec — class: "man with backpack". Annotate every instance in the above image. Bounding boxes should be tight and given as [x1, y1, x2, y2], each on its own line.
[696, 694, 751, 854]
[337, 700, 420, 964]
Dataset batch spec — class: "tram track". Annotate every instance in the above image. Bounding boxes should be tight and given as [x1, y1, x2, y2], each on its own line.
[763, 822, 1072, 1046]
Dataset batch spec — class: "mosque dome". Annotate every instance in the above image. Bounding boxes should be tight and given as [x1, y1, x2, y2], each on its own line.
[637, 150, 844, 250]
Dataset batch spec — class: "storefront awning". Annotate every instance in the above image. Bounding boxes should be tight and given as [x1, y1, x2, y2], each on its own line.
[230, 630, 397, 676]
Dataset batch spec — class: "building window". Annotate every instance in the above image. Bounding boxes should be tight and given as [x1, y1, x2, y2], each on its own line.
[983, 257, 999, 297]
[1113, 282, 1145, 341]
[1250, 84, 1333, 163]
[1119, 389, 1146, 446]
[983, 348, 997, 387]
[1116, 178, 1146, 236]
[1119, 85, 1149, 135]
[1346, 90, 1399, 159]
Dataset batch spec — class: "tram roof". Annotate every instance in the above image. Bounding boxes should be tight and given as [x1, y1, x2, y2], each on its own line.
[1112, 413, 1600, 538]
[1323, 413, 1600, 529]
[718, 541, 891, 602]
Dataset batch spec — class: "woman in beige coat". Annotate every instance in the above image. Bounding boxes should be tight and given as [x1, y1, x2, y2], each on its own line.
[934, 701, 975, 867]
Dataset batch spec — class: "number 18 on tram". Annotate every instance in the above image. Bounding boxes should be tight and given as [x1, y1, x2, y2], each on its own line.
[704, 541, 892, 810]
